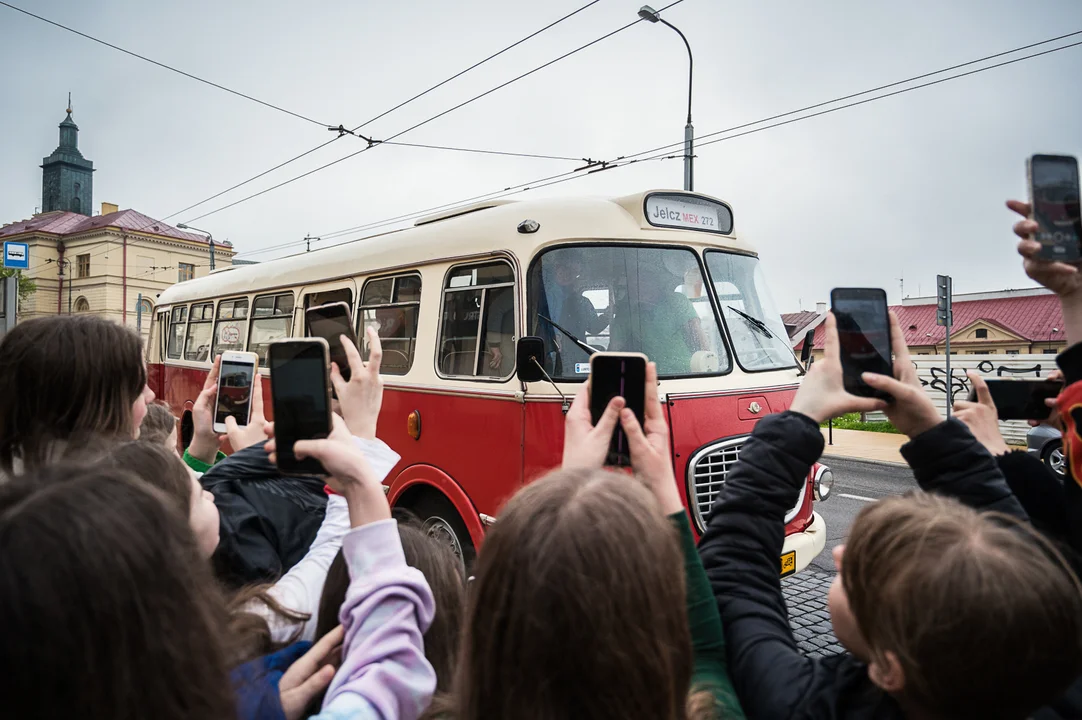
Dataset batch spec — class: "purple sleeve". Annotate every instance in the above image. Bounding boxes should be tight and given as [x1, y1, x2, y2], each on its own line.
[313, 519, 436, 720]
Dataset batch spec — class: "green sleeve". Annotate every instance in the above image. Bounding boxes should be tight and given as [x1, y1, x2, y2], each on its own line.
[669, 511, 746, 719]
[183, 449, 226, 474]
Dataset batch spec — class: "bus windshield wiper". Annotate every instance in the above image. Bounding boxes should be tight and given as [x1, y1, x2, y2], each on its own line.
[539, 314, 596, 356]
[726, 305, 807, 375]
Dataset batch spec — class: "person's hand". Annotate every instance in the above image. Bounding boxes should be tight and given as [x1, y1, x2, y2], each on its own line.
[953, 372, 1009, 456]
[223, 373, 268, 451]
[189, 355, 224, 464]
[488, 346, 503, 370]
[332, 328, 383, 441]
[1008, 199, 1082, 298]
[561, 382, 625, 471]
[1030, 369, 1064, 428]
[790, 312, 889, 424]
[279, 625, 343, 720]
[266, 415, 389, 526]
[860, 312, 944, 438]
[620, 362, 683, 515]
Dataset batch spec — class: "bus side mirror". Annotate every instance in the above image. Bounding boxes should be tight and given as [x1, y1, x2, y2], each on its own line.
[799, 329, 815, 365]
[516, 337, 546, 383]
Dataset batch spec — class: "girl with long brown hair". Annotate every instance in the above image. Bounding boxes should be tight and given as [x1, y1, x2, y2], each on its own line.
[433, 365, 743, 720]
[0, 315, 155, 477]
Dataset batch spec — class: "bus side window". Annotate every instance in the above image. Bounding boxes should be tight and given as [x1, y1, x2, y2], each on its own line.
[358, 273, 421, 375]
[438, 261, 516, 379]
[248, 292, 295, 365]
[167, 306, 188, 360]
[303, 288, 353, 316]
[184, 302, 215, 362]
[213, 298, 250, 356]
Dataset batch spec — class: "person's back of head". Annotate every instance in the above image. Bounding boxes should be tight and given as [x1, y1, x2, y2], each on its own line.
[140, 402, 179, 450]
[96, 440, 193, 519]
[0, 466, 235, 720]
[448, 468, 699, 720]
[316, 510, 466, 693]
[842, 492, 1082, 719]
[0, 315, 148, 476]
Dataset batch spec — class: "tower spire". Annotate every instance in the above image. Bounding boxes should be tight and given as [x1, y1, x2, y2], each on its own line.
[66, 92, 72, 115]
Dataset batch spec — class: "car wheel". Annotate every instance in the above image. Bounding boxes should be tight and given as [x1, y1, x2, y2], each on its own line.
[412, 492, 477, 575]
[1043, 443, 1066, 476]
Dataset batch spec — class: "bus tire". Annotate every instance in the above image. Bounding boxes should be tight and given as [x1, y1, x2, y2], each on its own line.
[180, 410, 194, 450]
[409, 490, 477, 574]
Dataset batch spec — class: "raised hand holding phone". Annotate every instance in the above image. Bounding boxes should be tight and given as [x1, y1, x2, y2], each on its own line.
[331, 327, 383, 441]
[859, 312, 943, 438]
[188, 354, 224, 464]
[790, 312, 889, 424]
[589, 352, 647, 466]
[268, 338, 333, 476]
[212, 351, 258, 433]
[561, 382, 625, 471]
[952, 372, 1010, 456]
[618, 361, 684, 515]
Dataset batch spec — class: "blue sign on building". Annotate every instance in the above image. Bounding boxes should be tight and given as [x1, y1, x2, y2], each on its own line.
[2, 242, 29, 270]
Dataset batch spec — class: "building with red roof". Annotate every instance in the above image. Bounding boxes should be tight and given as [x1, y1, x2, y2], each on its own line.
[787, 287, 1067, 358]
[1, 105, 233, 337]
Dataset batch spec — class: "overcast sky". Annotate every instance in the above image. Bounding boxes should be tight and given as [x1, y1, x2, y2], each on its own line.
[2, 0, 1080, 311]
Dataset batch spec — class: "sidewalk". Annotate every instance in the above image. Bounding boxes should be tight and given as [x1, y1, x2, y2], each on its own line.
[820, 427, 906, 465]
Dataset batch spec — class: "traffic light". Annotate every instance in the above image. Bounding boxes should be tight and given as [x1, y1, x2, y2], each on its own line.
[936, 274, 952, 327]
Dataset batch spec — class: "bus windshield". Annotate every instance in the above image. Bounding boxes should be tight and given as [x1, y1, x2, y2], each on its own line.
[526, 245, 731, 379]
[704, 250, 796, 372]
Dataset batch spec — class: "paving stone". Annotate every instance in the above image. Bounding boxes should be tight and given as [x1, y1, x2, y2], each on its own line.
[781, 568, 845, 657]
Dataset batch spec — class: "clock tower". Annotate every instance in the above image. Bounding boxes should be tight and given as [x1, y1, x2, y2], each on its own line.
[41, 98, 94, 215]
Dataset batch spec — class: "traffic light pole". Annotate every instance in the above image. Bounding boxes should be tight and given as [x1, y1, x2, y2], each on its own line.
[937, 274, 953, 420]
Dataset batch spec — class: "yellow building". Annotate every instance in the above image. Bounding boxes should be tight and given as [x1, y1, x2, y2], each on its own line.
[0, 107, 234, 340]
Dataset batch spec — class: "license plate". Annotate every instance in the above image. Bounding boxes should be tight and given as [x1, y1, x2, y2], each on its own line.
[780, 551, 797, 577]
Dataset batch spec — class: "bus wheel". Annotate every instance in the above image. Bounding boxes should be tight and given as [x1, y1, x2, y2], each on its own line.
[180, 410, 194, 450]
[412, 492, 477, 574]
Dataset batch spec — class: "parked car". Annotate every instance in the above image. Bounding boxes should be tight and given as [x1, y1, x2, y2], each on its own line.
[1027, 424, 1065, 476]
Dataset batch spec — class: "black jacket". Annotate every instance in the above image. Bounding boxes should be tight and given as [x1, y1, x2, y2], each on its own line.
[698, 411, 1082, 719]
[199, 441, 328, 589]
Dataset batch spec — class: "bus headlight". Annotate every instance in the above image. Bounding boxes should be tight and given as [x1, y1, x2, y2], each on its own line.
[814, 467, 833, 502]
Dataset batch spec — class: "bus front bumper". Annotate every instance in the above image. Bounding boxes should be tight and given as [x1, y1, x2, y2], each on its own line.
[781, 511, 826, 577]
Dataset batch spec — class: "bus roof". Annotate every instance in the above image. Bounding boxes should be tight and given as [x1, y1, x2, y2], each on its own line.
[156, 189, 752, 306]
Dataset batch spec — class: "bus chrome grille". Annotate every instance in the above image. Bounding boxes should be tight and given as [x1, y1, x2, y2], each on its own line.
[688, 437, 745, 531]
[687, 436, 805, 532]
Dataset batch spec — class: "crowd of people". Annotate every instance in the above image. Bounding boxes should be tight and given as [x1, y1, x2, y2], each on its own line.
[1, 198, 1082, 719]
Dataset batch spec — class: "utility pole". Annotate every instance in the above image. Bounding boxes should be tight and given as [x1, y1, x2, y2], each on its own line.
[638, 5, 694, 191]
[304, 234, 320, 252]
[937, 274, 953, 419]
[177, 223, 215, 271]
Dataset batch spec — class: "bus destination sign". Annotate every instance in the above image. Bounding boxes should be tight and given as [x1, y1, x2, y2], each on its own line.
[644, 194, 733, 234]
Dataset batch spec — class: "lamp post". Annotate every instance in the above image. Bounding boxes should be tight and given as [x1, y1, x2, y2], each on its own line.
[177, 223, 216, 271]
[638, 5, 694, 191]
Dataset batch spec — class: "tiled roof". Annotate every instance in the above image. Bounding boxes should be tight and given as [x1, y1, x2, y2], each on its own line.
[782, 310, 823, 339]
[0, 209, 211, 245]
[796, 290, 1064, 350]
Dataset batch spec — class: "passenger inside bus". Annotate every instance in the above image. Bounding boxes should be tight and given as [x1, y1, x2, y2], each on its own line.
[529, 246, 723, 378]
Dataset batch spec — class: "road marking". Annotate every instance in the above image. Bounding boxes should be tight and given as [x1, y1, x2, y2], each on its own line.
[838, 492, 877, 502]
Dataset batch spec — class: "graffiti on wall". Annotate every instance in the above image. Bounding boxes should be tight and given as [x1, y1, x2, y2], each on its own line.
[917, 360, 1046, 404]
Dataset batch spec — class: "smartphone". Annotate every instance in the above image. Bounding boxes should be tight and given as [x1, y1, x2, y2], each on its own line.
[305, 302, 358, 383]
[213, 351, 259, 433]
[589, 352, 647, 467]
[967, 378, 1062, 421]
[830, 288, 893, 401]
[1027, 154, 1082, 262]
[268, 338, 332, 476]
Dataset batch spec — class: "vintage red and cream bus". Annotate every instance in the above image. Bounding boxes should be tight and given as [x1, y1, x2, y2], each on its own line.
[149, 189, 831, 574]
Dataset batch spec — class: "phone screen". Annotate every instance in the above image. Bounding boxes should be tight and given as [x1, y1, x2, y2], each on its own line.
[1031, 155, 1082, 262]
[589, 354, 647, 466]
[269, 342, 330, 475]
[215, 359, 255, 427]
[974, 379, 1062, 421]
[831, 289, 892, 400]
[306, 304, 357, 383]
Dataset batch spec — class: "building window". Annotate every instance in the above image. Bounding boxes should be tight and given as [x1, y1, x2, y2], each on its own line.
[167, 306, 188, 359]
[184, 302, 215, 362]
[359, 273, 421, 375]
[1045, 348, 1058, 355]
[248, 292, 295, 364]
[438, 261, 516, 378]
[76, 254, 90, 278]
[1006, 350, 1020, 355]
[975, 328, 988, 339]
[178, 263, 195, 282]
[73, 296, 89, 313]
[213, 298, 250, 356]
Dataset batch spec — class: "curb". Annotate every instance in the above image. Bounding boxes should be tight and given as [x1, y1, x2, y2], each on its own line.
[820, 454, 906, 470]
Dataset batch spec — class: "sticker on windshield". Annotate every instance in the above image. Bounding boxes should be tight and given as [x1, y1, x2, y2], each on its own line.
[575, 363, 591, 374]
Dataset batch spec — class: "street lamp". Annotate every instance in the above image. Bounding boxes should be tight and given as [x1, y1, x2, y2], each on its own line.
[177, 223, 216, 271]
[638, 4, 694, 191]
